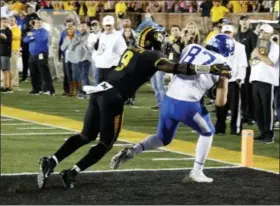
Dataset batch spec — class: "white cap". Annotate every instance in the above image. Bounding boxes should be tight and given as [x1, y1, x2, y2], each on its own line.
[260, 24, 274, 34]
[221, 25, 234, 33]
[102, 15, 115, 26]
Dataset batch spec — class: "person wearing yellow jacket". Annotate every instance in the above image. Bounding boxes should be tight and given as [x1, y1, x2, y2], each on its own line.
[9, 16, 21, 89]
[115, 1, 127, 19]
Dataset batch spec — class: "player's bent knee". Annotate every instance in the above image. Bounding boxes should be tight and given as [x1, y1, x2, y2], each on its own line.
[159, 134, 173, 146]
[79, 133, 91, 143]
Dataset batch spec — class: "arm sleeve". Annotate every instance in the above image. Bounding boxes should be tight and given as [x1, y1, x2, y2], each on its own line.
[268, 43, 280, 65]
[237, 45, 248, 81]
[23, 35, 34, 43]
[114, 35, 127, 56]
[33, 29, 48, 41]
[60, 38, 70, 51]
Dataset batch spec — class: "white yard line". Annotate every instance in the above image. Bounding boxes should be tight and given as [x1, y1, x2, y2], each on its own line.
[1, 123, 34, 126]
[0, 119, 14, 121]
[16, 127, 56, 130]
[1, 132, 76, 136]
[91, 143, 132, 147]
[2, 115, 278, 175]
[152, 158, 195, 161]
[1, 165, 242, 176]
[143, 150, 164, 153]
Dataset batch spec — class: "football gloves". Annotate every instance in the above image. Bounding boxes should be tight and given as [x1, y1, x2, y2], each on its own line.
[210, 64, 232, 79]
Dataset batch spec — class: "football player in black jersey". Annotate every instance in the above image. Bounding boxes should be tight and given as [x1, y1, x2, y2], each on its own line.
[37, 27, 231, 189]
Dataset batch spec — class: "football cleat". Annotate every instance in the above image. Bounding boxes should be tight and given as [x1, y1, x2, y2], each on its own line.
[60, 169, 76, 189]
[110, 147, 135, 169]
[182, 170, 213, 183]
[37, 157, 55, 189]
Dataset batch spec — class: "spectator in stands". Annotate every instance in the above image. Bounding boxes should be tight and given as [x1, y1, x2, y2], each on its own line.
[115, 1, 127, 19]
[262, 0, 273, 12]
[23, 17, 55, 95]
[236, 15, 258, 125]
[44, 1, 54, 10]
[1, 1, 16, 18]
[12, 0, 24, 13]
[200, 0, 212, 34]
[59, 18, 80, 96]
[166, 0, 175, 12]
[86, 1, 99, 21]
[250, 24, 279, 144]
[77, 1, 87, 20]
[9, 16, 22, 90]
[215, 24, 247, 135]
[88, 20, 101, 86]
[210, 0, 229, 23]
[227, 0, 242, 13]
[182, 21, 201, 45]
[0, 17, 13, 93]
[92, 15, 127, 83]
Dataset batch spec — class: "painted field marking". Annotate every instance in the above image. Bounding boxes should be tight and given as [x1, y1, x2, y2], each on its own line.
[2, 114, 279, 175]
[1, 132, 76, 136]
[16, 127, 56, 130]
[1, 119, 13, 121]
[152, 158, 195, 161]
[1, 123, 34, 126]
[1, 165, 242, 176]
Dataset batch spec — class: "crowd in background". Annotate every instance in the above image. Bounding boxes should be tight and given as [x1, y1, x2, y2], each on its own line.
[0, 0, 279, 143]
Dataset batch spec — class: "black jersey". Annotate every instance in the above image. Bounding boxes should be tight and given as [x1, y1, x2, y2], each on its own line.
[107, 47, 165, 100]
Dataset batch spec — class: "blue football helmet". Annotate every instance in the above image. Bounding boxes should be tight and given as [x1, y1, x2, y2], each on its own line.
[206, 34, 235, 58]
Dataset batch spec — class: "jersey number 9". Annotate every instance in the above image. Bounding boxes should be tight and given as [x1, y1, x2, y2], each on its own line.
[115, 50, 134, 71]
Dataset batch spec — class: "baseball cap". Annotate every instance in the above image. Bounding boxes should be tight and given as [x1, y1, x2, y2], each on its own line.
[260, 24, 274, 34]
[102, 15, 115, 26]
[221, 25, 234, 33]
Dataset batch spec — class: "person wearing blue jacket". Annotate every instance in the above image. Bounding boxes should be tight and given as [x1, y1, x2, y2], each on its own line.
[23, 17, 55, 95]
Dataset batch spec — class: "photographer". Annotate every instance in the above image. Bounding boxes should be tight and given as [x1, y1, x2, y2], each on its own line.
[23, 17, 55, 95]
[250, 24, 279, 144]
[164, 25, 185, 64]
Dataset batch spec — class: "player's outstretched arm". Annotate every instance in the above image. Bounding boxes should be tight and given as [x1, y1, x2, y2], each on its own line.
[215, 76, 228, 106]
[155, 58, 232, 77]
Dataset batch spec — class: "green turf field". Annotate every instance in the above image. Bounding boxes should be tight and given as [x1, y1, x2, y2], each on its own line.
[0, 81, 279, 174]
[1, 116, 231, 173]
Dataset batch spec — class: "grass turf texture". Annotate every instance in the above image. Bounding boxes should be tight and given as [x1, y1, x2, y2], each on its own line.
[1, 81, 279, 159]
[1, 117, 230, 173]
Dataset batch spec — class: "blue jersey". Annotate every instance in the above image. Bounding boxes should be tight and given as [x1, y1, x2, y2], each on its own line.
[167, 44, 229, 102]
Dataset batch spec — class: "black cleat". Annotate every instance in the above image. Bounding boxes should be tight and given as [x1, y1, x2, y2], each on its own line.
[254, 136, 265, 141]
[263, 137, 275, 144]
[60, 170, 76, 189]
[37, 157, 55, 189]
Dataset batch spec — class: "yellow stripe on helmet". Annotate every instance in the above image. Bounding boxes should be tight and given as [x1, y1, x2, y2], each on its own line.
[138, 27, 154, 48]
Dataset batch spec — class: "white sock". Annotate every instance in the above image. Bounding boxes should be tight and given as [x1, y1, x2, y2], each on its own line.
[193, 135, 213, 172]
[133, 134, 164, 155]
[51, 155, 59, 165]
[71, 165, 81, 173]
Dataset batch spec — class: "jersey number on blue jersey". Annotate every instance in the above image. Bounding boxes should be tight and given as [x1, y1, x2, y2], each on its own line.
[182, 46, 216, 65]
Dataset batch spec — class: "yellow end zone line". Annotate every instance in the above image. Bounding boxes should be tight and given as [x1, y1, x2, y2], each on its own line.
[1, 106, 279, 173]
